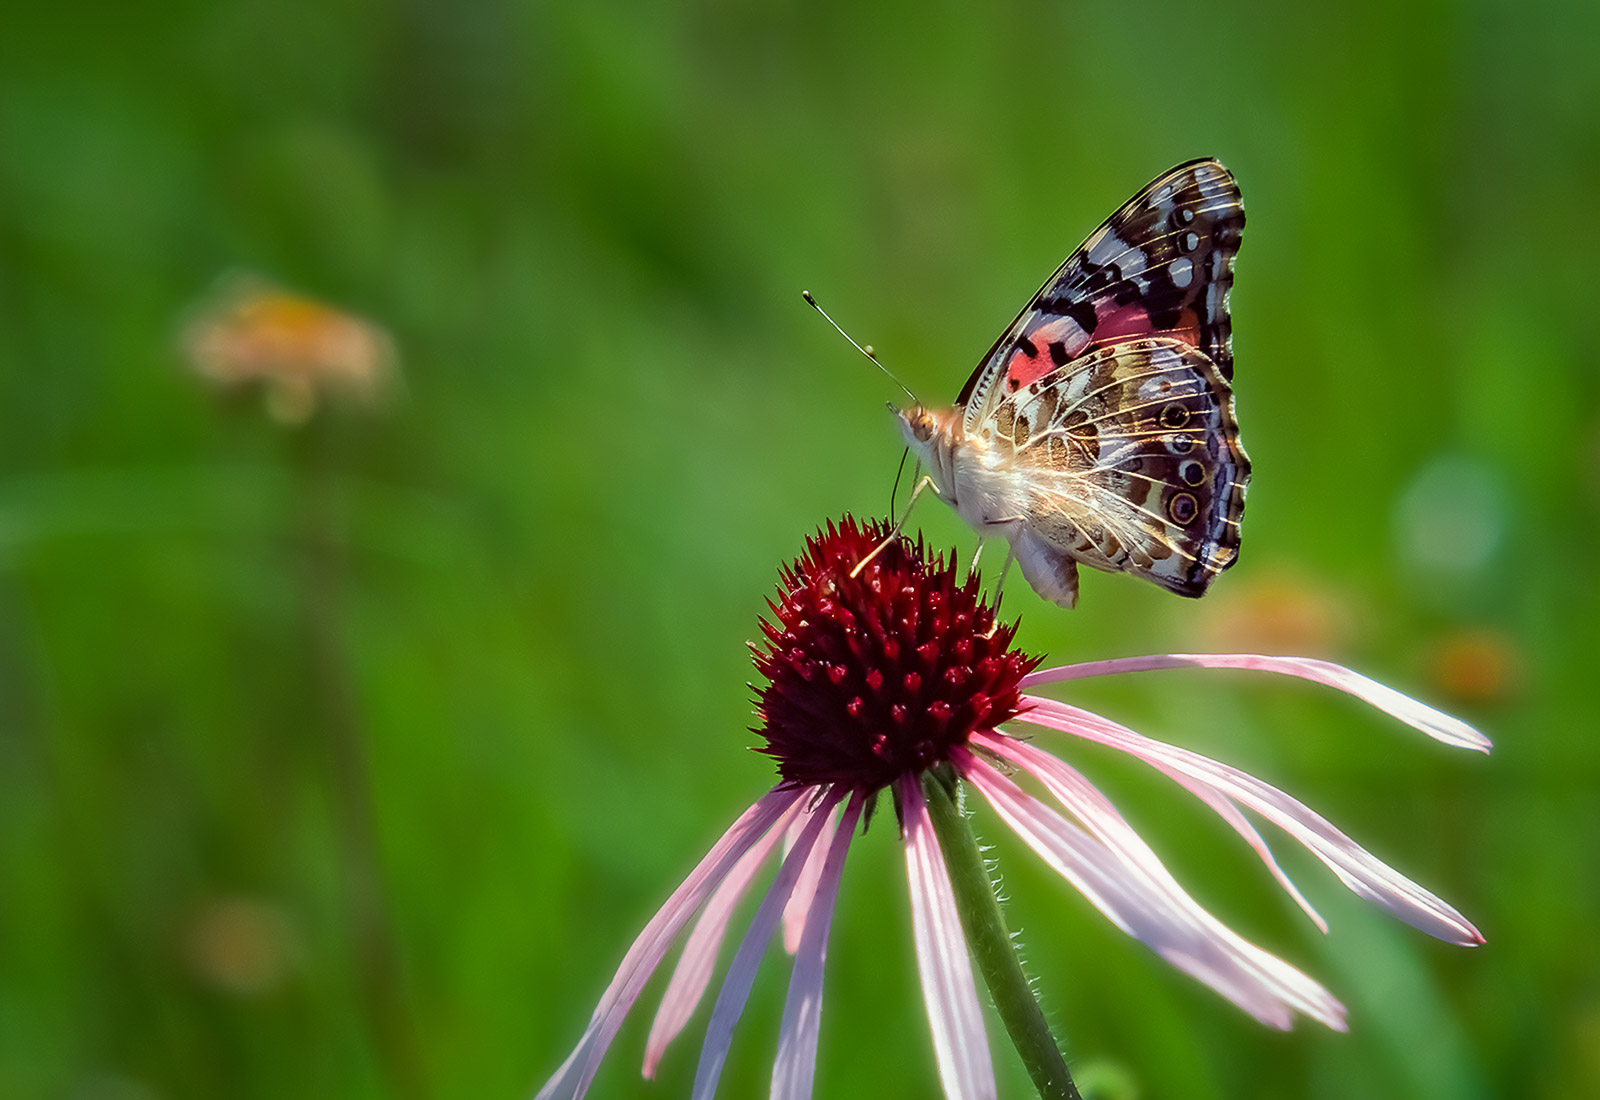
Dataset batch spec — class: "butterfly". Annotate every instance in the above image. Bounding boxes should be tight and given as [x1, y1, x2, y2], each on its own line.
[896, 157, 1250, 608]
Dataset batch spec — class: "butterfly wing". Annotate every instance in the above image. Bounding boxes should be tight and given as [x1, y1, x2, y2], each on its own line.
[976, 337, 1249, 604]
[959, 158, 1244, 435]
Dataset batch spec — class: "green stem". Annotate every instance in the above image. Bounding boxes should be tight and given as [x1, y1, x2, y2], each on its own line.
[294, 422, 429, 1100]
[923, 767, 1082, 1100]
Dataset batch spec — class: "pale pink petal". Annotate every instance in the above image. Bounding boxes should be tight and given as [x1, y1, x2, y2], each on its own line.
[973, 728, 1323, 927]
[1022, 653, 1490, 752]
[771, 793, 865, 1100]
[899, 773, 998, 1100]
[692, 788, 845, 1100]
[1019, 697, 1485, 946]
[783, 804, 839, 954]
[960, 752, 1346, 1030]
[643, 799, 807, 1076]
[1166, 774, 1328, 932]
[536, 785, 805, 1100]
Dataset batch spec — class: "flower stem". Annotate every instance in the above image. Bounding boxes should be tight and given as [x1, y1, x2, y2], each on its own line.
[923, 767, 1082, 1100]
[294, 422, 429, 1100]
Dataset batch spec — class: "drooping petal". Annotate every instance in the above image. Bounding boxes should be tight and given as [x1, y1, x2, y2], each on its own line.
[1160, 770, 1327, 932]
[972, 727, 1324, 930]
[536, 785, 804, 1100]
[644, 798, 808, 1076]
[1019, 697, 1485, 946]
[899, 773, 998, 1100]
[771, 793, 865, 1100]
[960, 752, 1346, 1030]
[1021, 653, 1491, 752]
[693, 788, 845, 1100]
[783, 804, 839, 954]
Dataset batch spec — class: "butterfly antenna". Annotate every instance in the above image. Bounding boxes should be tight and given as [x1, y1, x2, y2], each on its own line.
[801, 290, 918, 404]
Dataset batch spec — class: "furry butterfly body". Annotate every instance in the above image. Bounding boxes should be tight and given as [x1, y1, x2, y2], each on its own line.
[897, 158, 1250, 608]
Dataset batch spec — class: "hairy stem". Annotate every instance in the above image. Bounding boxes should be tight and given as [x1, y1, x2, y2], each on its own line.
[923, 767, 1082, 1100]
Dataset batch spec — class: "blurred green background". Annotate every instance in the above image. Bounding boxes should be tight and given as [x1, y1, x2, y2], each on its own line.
[3, 0, 1597, 1097]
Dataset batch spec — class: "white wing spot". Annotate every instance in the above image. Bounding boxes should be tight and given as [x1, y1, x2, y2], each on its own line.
[1088, 232, 1129, 266]
[1168, 257, 1194, 289]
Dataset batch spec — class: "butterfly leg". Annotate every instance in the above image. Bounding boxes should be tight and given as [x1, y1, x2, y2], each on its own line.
[983, 545, 1017, 634]
[889, 452, 917, 526]
[851, 475, 938, 578]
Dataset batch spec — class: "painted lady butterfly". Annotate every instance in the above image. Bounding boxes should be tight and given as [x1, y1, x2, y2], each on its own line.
[897, 158, 1250, 608]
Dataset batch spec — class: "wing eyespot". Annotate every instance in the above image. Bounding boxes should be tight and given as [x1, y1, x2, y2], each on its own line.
[1167, 492, 1199, 525]
[1179, 460, 1207, 487]
[1159, 403, 1191, 429]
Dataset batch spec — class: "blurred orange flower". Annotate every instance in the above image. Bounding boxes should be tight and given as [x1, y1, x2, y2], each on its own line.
[182, 274, 396, 423]
[1185, 571, 1355, 656]
[1428, 627, 1523, 707]
[184, 895, 301, 997]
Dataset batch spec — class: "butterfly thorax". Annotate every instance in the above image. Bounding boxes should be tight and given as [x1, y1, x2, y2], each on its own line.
[897, 403, 1030, 539]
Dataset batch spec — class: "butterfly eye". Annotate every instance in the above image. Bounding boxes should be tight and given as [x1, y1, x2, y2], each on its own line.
[1167, 492, 1199, 525]
[1159, 403, 1191, 429]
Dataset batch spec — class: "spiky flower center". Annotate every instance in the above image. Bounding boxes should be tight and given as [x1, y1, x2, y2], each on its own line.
[752, 516, 1039, 792]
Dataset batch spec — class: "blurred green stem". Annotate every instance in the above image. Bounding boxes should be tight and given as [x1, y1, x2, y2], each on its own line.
[924, 767, 1082, 1100]
[295, 421, 428, 1100]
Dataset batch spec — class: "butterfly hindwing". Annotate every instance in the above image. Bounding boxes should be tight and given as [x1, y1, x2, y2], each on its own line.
[960, 158, 1244, 435]
[974, 337, 1249, 599]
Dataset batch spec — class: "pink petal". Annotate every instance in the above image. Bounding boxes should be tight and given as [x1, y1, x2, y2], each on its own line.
[1021, 653, 1491, 752]
[771, 793, 865, 1100]
[960, 750, 1346, 1030]
[692, 788, 845, 1100]
[535, 785, 804, 1100]
[644, 799, 807, 1077]
[974, 729, 1325, 928]
[1019, 697, 1485, 946]
[899, 773, 998, 1100]
[783, 804, 839, 954]
[1166, 774, 1328, 933]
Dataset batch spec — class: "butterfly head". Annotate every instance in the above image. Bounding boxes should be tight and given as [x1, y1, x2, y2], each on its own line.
[893, 401, 935, 443]
[892, 402, 960, 480]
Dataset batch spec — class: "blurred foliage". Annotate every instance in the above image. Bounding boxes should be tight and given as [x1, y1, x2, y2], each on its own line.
[2, 0, 1597, 1097]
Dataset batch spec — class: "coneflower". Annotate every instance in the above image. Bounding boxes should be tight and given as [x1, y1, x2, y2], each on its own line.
[537, 516, 1486, 1100]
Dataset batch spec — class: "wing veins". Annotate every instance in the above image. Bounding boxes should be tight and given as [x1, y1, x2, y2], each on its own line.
[1003, 341, 1204, 402]
[1027, 477, 1204, 564]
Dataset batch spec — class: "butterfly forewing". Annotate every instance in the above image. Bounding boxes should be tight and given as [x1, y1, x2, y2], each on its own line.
[960, 158, 1245, 436]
